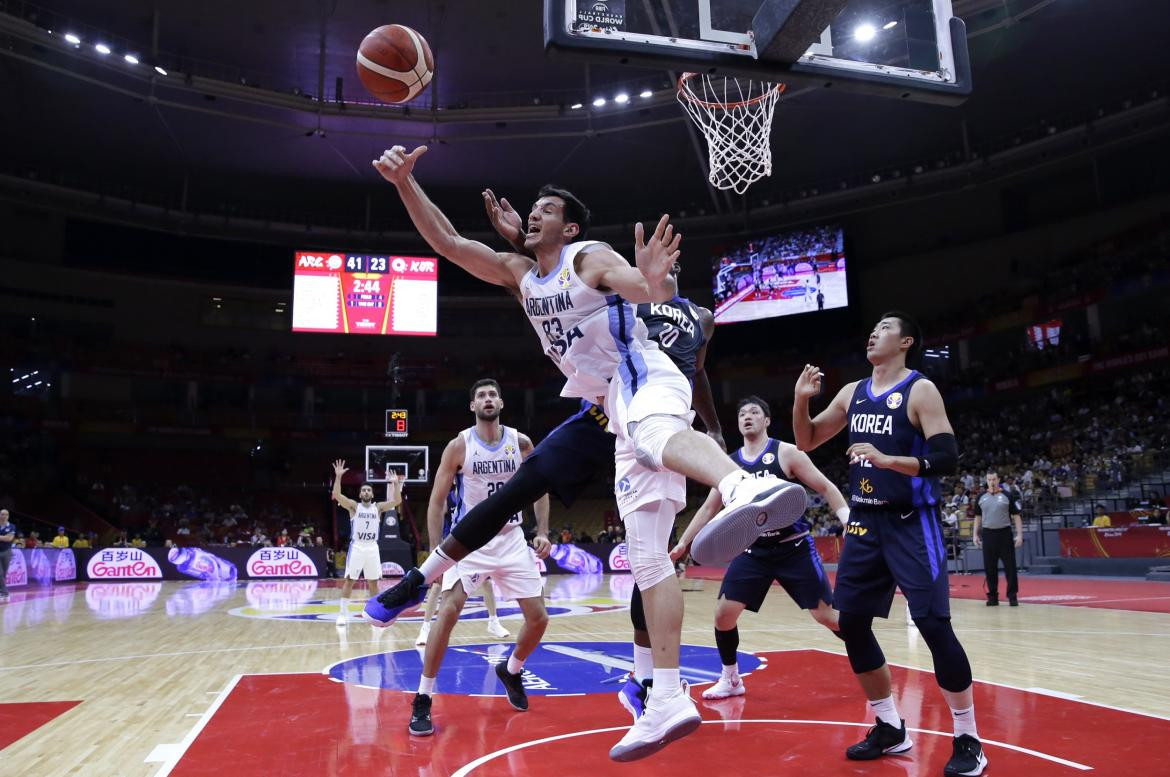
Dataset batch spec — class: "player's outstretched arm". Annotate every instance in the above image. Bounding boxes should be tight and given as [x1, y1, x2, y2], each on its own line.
[373, 146, 531, 292]
[691, 306, 725, 450]
[792, 365, 852, 451]
[331, 460, 357, 514]
[426, 437, 464, 551]
[577, 215, 679, 304]
[670, 488, 723, 561]
[376, 471, 403, 513]
[483, 188, 534, 258]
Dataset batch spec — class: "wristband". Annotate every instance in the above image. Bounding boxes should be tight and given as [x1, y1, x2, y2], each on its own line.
[836, 507, 850, 523]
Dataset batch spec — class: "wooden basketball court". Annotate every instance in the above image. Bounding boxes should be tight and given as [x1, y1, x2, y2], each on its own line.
[2, 573, 1168, 776]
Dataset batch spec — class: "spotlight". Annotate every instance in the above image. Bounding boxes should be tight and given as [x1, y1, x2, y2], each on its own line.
[124, 54, 139, 65]
[64, 33, 81, 44]
[570, 103, 583, 109]
[614, 93, 629, 104]
[854, 24, 876, 42]
[592, 97, 606, 107]
[95, 43, 111, 55]
[154, 65, 168, 76]
[882, 21, 898, 30]
[639, 89, 653, 98]
[871, 173, 881, 183]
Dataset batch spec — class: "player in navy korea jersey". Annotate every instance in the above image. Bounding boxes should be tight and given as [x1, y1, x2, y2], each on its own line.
[671, 395, 850, 700]
[792, 312, 986, 777]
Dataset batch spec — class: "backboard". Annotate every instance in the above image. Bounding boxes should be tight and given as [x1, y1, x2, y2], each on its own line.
[364, 445, 430, 485]
[545, 0, 970, 103]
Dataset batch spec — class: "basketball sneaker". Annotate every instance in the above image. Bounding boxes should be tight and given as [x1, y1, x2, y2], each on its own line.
[365, 569, 427, 627]
[609, 682, 702, 762]
[845, 718, 913, 760]
[701, 672, 745, 699]
[415, 622, 430, 646]
[486, 617, 510, 639]
[944, 734, 988, 776]
[617, 674, 652, 722]
[494, 662, 529, 711]
[408, 693, 434, 737]
[690, 475, 808, 566]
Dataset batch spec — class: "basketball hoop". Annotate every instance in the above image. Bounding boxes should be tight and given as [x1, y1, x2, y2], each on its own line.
[676, 74, 785, 195]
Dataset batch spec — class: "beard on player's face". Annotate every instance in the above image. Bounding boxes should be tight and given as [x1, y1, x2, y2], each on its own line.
[474, 405, 501, 421]
[360, 489, 373, 503]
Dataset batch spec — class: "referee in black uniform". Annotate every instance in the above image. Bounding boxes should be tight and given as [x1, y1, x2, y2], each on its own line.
[973, 472, 1023, 606]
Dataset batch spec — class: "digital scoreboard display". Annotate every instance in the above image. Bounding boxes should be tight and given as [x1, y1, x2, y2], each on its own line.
[291, 251, 438, 336]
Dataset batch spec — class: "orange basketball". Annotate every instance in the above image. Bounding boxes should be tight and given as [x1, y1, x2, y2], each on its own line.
[356, 24, 434, 104]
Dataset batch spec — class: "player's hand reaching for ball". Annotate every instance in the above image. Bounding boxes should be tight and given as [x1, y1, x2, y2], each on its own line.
[332, 459, 348, 476]
[372, 145, 428, 185]
[483, 188, 525, 250]
[531, 533, 552, 559]
[634, 214, 682, 292]
[795, 364, 823, 400]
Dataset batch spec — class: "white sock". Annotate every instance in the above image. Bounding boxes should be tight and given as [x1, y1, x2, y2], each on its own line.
[506, 654, 524, 675]
[338, 597, 348, 612]
[419, 549, 455, 584]
[652, 668, 682, 698]
[717, 470, 748, 504]
[868, 695, 901, 727]
[721, 663, 739, 679]
[418, 675, 436, 696]
[633, 645, 653, 683]
[951, 704, 978, 739]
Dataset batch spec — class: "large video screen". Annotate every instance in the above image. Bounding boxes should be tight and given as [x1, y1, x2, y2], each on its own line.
[292, 251, 438, 336]
[711, 225, 847, 324]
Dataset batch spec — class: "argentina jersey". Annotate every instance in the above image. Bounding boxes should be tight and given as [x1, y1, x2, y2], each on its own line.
[452, 426, 524, 532]
[637, 296, 705, 381]
[735, 439, 811, 543]
[351, 503, 381, 547]
[847, 370, 939, 509]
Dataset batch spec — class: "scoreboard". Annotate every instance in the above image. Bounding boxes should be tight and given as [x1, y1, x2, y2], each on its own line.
[385, 409, 409, 438]
[291, 251, 438, 336]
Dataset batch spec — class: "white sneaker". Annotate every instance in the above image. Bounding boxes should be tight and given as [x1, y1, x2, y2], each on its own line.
[691, 475, 807, 565]
[486, 617, 510, 639]
[416, 622, 431, 646]
[609, 682, 702, 762]
[701, 673, 746, 699]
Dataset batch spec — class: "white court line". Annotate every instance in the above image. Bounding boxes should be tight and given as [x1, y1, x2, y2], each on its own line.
[144, 743, 180, 764]
[1027, 687, 1084, 701]
[807, 648, 1170, 723]
[152, 674, 241, 777]
[448, 719, 1092, 776]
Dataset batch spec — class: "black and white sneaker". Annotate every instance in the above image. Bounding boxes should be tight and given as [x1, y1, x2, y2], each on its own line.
[495, 662, 529, 711]
[408, 693, 433, 737]
[944, 734, 988, 776]
[845, 718, 913, 760]
[690, 475, 808, 565]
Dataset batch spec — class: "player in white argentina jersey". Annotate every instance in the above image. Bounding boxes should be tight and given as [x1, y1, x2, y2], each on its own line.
[406, 378, 551, 737]
[368, 145, 807, 761]
[332, 459, 402, 626]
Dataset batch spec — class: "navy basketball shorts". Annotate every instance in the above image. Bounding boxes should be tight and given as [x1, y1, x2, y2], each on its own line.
[526, 401, 615, 508]
[718, 535, 833, 612]
[833, 506, 950, 619]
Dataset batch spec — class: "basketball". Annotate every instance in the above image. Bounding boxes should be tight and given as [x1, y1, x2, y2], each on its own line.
[356, 24, 434, 104]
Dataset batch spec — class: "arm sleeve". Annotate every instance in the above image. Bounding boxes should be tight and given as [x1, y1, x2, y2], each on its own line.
[916, 432, 958, 476]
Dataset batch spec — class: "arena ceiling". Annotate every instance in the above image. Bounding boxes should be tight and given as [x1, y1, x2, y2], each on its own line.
[0, 0, 1167, 226]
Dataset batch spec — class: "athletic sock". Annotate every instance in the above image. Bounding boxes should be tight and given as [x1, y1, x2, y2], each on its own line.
[633, 644, 653, 684]
[338, 596, 348, 612]
[418, 675, 436, 696]
[418, 552, 452, 585]
[652, 668, 682, 699]
[869, 695, 901, 728]
[951, 704, 979, 739]
[506, 654, 524, 675]
[717, 470, 748, 504]
[714, 626, 740, 667]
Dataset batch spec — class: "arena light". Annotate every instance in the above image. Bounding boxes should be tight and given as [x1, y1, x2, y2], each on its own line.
[854, 24, 876, 42]
[883, 20, 898, 30]
[614, 93, 630, 104]
[124, 54, 139, 65]
[570, 102, 583, 109]
[154, 65, 168, 76]
[64, 33, 81, 44]
[592, 96, 606, 107]
[95, 43, 111, 55]
[639, 89, 653, 98]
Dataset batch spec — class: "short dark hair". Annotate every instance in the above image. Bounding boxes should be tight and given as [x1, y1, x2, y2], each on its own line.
[538, 184, 591, 240]
[879, 310, 923, 366]
[360, 482, 374, 490]
[470, 378, 502, 399]
[737, 395, 771, 418]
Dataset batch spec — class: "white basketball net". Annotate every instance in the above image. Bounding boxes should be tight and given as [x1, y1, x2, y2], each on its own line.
[677, 74, 784, 195]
